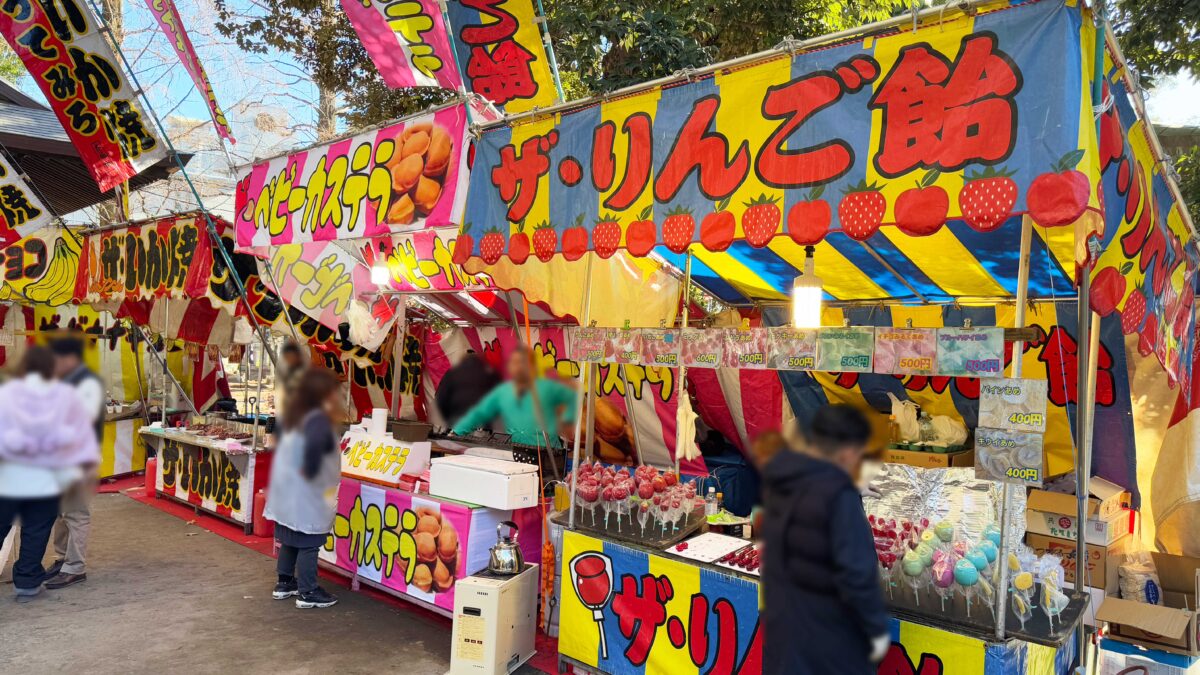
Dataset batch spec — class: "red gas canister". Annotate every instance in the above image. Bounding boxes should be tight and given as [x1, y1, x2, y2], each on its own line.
[144, 458, 156, 496]
[253, 488, 274, 539]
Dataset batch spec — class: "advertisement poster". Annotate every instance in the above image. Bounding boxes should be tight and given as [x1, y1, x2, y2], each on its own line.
[679, 327, 724, 369]
[235, 105, 470, 248]
[338, 430, 432, 488]
[373, 227, 492, 294]
[978, 378, 1049, 433]
[816, 327, 875, 373]
[724, 329, 769, 369]
[765, 327, 818, 371]
[637, 329, 680, 367]
[0, 0, 166, 191]
[155, 437, 256, 524]
[75, 216, 216, 303]
[321, 479, 470, 612]
[0, 226, 81, 306]
[457, 0, 1100, 262]
[975, 426, 1045, 487]
[445, 0, 557, 113]
[873, 327, 937, 375]
[936, 327, 1005, 378]
[341, 0, 462, 91]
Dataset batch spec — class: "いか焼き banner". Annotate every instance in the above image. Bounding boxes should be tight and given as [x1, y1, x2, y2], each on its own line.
[235, 105, 470, 248]
[455, 0, 1099, 264]
[0, 0, 167, 192]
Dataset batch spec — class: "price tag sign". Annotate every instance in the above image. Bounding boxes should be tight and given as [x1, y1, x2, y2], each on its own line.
[569, 327, 606, 363]
[975, 427, 1044, 487]
[936, 327, 1004, 378]
[766, 327, 818, 370]
[638, 329, 681, 367]
[816, 327, 875, 373]
[723, 329, 769, 369]
[873, 327, 937, 375]
[603, 328, 641, 365]
[978, 378, 1048, 433]
[679, 327, 723, 368]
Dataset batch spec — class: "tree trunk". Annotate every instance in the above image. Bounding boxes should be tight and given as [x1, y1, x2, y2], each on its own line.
[317, 84, 337, 141]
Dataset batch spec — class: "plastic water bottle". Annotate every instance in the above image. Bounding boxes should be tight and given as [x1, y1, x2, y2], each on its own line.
[705, 487, 718, 517]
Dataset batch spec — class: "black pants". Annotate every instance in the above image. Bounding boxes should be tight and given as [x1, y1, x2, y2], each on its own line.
[277, 543, 319, 593]
[0, 496, 60, 590]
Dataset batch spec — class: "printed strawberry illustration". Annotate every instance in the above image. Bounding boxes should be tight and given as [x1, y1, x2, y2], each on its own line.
[742, 193, 781, 247]
[1027, 149, 1089, 227]
[837, 180, 886, 241]
[661, 205, 695, 254]
[959, 166, 1018, 232]
[787, 186, 831, 245]
[625, 206, 656, 257]
[562, 213, 587, 261]
[1090, 262, 1131, 316]
[532, 220, 557, 263]
[1121, 286, 1146, 335]
[593, 213, 621, 259]
[1137, 310, 1158, 357]
[895, 170, 948, 237]
[479, 227, 505, 265]
[508, 221, 530, 264]
[700, 198, 735, 252]
[452, 225, 474, 265]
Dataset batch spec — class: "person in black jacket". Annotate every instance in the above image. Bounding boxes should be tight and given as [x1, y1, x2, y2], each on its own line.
[435, 349, 500, 427]
[761, 404, 889, 674]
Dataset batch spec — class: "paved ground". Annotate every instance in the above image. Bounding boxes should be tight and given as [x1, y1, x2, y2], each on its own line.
[0, 493, 540, 674]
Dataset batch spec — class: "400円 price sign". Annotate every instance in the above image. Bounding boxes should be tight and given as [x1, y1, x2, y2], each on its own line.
[975, 378, 1049, 487]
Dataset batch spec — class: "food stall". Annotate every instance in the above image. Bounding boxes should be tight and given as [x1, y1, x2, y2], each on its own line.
[450, 0, 1197, 671]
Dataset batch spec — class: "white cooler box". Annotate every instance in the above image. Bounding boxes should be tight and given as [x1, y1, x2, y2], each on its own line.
[430, 455, 539, 510]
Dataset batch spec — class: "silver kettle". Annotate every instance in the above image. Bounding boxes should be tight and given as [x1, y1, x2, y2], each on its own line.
[488, 521, 524, 575]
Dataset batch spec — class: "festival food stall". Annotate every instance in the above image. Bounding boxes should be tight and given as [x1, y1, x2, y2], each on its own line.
[449, 0, 1198, 671]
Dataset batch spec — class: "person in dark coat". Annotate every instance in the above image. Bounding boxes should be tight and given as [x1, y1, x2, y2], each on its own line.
[761, 404, 889, 674]
[435, 349, 501, 427]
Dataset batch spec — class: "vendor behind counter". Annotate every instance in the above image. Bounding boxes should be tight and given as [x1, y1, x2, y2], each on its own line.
[451, 347, 576, 447]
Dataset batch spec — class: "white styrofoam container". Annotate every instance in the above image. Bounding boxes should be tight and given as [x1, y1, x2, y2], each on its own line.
[430, 455, 539, 510]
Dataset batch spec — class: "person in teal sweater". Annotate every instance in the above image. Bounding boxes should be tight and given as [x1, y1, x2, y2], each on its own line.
[451, 347, 577, 447]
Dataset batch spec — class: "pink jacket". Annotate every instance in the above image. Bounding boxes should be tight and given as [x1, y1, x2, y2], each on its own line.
[0, 374, 100, 469]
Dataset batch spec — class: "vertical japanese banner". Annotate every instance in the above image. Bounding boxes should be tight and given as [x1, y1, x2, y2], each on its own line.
[0, 154, 54, 244]
[446, 0, 558, 113]
[234, 105, 470, 248]
[143, 0, 235, 143]
[341, 0, 463, 91]
[0, 0, 167, 192]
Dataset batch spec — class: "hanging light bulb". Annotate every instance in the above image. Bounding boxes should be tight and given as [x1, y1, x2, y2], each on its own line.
[792, 245, 823, 329]
[370, 261, 390, 286]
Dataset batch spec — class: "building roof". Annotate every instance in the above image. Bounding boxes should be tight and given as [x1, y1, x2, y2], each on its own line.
[0, 80, 189, 218]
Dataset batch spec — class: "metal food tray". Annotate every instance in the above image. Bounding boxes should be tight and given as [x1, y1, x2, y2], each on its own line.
[552, 503, 705, 548]
[885, 582, 1088, 647]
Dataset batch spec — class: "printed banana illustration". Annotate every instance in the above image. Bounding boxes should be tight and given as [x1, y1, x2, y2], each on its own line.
[23, 236, 79, 305]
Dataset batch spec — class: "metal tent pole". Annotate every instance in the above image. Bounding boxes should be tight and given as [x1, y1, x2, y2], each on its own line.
[995, 216, 1034, 640]
[1074, 275, 1094, 663]
[135, 323, 201, 417]
[567, 254, 595, 529]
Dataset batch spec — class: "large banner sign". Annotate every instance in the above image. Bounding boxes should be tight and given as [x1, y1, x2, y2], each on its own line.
[456, 0, 1099, 262]
[446, 0, 557, 114]
[74, 215, 217, 303]
[341, 0, 462, 91]
[1088, 61, 1199, 392]
[156, 438, 256, 524]
[144, 0, 234, 143]
[372, 228, 492, 293]
[235, 105, 470, 248]
[0, 154, 53, 244]
[0, 0, 167, 192]
[0, 225, 81, 306]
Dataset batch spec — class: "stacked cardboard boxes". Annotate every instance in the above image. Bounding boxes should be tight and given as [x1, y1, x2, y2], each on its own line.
[1024, 477, 1132, 594]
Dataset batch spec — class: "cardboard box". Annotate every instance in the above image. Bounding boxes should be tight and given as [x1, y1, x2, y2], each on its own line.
[1097, 552, 1200, 656]
[1099, 638, 1200, 674]
[882, 447, 974, 469]
[1025, 507, 1134, 546]
[1028, 476, 1131, 521]
[1027, 531, 1125, 588]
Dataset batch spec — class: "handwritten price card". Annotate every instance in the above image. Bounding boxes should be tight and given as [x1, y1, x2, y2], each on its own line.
[766, 327, 818, 370]
[873, 328, 937, 375]
[975, 427, 1045, 487]
[569, 327, 607, 363]
[602, 328, 642, 365]
[936, 327, 1004, 378]
[679, 328, 724, 369]
[816, 327, 875, 372]
[637, 329, 681, 367]
[978, 378, 1048, 433]
[723, 329, 770, 369]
